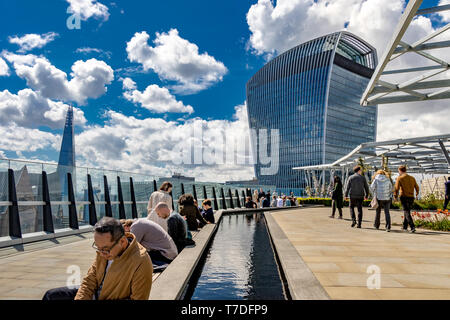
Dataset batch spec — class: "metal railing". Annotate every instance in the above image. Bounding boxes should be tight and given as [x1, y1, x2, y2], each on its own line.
[0, 158, 274, 241]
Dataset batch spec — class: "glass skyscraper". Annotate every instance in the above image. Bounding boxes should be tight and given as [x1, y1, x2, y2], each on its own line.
[246, 31, 378, 195]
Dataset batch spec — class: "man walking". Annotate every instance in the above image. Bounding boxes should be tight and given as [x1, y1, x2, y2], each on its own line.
[444, 177, 450, 210]
[344, 166, 369, 228]
[394, 165, 419, 233]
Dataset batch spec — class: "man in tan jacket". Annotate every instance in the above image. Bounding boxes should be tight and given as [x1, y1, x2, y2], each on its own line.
[42, 217, 153, 300]
[394, 165, 420, 233]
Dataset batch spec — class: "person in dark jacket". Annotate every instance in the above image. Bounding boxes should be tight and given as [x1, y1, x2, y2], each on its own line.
[178, 194, 208, 231]
[262, 196, 270, 208]
[330, 176, 343, 219]
[245, 196, 257, 208]
[167, 209, 188, 253]
[344, 166, 369, 228]
[444, 177, 450, 210]
[201, 199, 215, 224]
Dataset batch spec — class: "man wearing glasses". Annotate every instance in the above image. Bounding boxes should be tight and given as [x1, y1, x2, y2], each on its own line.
[42, 217, 153, 300]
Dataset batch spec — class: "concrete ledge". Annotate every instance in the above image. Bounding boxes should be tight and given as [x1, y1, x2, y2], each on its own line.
[0, 225, 93, 248]
[265, 212, 330, 300]
[149, 210, 223, 300]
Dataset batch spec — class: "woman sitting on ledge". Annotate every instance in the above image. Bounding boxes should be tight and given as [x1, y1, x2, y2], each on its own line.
[179, 193, 209, 231]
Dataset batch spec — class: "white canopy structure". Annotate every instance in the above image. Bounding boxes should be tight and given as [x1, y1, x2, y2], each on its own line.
[360, 0, 450, 106]
[293, 134, 450, 197]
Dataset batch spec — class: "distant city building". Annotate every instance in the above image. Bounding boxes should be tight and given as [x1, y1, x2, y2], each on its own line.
[246, 31, 378, 195]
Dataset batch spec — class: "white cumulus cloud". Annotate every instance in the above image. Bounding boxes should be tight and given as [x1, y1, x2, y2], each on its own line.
[75, 103, 254, 182]
[3, 52, 114, 105]
[66, 0, 109, 21]
[8, 32, 58, 53]
[0, 58, 9, 76]
[126, 29, 228, 94]
[0, 89, 86, 129]
[122, 77, 194, 114]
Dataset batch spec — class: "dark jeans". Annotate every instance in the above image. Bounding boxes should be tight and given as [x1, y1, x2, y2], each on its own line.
[374, 199, 391, 229]
[349, 198, 363, 224]
[444, 195, 449, 210]
[42, 286, 79, 300]
[400, 196, 415, 230]
[148, 250, 173, 264]
[331, 200, 342, 217]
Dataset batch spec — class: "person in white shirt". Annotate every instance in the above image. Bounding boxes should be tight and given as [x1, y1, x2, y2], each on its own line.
[148, 202, 170, 232]
[276, 196, 283, 207]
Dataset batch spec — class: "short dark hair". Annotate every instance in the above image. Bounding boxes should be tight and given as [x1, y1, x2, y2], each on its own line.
[202, 199, 212, 207]
[94, 217, 125, 242]
[159, 181, 173, 191]
[399, 165, 407, 173]
[353, 165, 361, 173]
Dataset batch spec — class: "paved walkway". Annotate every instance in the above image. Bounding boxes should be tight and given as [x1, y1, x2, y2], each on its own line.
[270, 207, 450, 300]
[0, 232, 203, 300]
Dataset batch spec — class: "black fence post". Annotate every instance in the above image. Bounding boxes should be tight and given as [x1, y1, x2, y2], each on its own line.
[203, 186, 207, 201]
[67, 172, 79, 229]
[117, 176, 126, 219]
[130, 177, 138, 219]
[241, 190, 246, 206]
[87, 174, 97, 226]
[228, 189, 234, 209]
[246, 188, 251, 197]
[8, 169, 21, 238]
[153, 180, 157, 192]
[235, 189, 241, 208]
[212, 187, 219, 211]
[220, 188, 227, 210]
[103, 175, 112, 217]
[193, 184, 198, 202]
[170, 190, 175, 211]
[181, 183, 185, 195]
[41, 171, 54, 233]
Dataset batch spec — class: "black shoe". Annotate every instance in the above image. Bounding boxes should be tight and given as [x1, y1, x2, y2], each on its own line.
[351, 221, 356, 227]
[338, 216, 343, 219]
[357, 224, 361, 228]
[386, 228, 391, 232]
[329, 215, 335, 218]
[373, 224, 379, 230]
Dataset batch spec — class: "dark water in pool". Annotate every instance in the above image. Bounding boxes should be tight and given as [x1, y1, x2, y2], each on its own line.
[184, 213, 286, 300]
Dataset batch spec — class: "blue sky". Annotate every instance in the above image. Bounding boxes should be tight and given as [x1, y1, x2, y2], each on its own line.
[0, 0, 447, 181]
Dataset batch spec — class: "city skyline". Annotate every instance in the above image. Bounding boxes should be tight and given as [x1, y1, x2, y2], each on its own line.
[0, 0, 448, 183]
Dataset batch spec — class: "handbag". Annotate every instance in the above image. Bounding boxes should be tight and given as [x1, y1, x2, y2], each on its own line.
[370, 197, 378, 209]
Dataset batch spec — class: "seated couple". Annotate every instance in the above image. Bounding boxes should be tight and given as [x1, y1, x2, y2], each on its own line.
[178, 194, 215, 231]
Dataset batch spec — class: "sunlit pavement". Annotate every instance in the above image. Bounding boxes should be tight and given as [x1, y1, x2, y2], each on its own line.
[271, 207, 450, 300]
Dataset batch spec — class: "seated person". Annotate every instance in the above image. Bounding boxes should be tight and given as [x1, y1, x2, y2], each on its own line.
[147, 202, 171, 232]
[262, 196, 270, 208]
[163, 203, 190, 253]
[179, 193, 209, 231]
[270, 195, 277, 207]
[244, 196, 257, 209]
[201, 199, 215, 225]
[42, 217, 152, 300]
[122, 218, 178, 264]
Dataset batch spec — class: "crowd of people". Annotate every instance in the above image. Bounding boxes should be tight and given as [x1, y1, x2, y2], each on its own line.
[244, 188, 298, 209]
[42, 181, 216, 300]
[330, 164, 420, 233]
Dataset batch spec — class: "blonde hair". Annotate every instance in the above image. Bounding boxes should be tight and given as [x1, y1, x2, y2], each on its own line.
[373, 169, 386, 181]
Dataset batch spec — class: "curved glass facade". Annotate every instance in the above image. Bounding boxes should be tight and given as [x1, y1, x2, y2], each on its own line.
[246, 32, 377, 195]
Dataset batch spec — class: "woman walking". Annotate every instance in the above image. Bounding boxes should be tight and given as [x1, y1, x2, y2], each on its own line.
[370, 170, 393, 232]
[330, 176, 343, 219]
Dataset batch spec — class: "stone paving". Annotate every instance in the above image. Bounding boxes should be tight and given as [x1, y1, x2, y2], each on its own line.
[270, 207, 450, 300]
